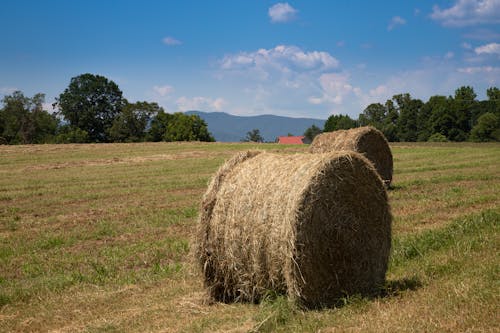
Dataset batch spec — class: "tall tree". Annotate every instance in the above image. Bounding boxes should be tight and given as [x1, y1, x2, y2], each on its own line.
[382, 99, 399, 142]
[109, 101, 161, 142]
[358, 102, 399, 141]
[146, 110, 172, 142]
[242, 129, 264, 142]
[55, 73, 125, 142]
[324, 114, 356, 132]
[358, 103, 386, 128]
[0, 91, 57, 144]
[304, 124, 322, 142]
[164, 113, 214, 142]
[483, 87, 500, 119]
[427, 95, 456, 140]
[419, 96, 443, 141]
[486, 87, 500, 101]
[450, 86, 477, 140]
[394, 93, 423, 142]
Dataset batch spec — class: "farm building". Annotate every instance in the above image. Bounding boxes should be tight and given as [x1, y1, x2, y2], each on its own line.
[276, 136, 308, 144]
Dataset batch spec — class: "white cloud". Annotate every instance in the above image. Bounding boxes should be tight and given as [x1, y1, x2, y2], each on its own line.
[431, 0, 500, 27]
[215, 45, 344, 118]
[268, 3, 298, 23]
[388, 16, 406, 31]
[0, 87, 17, 95]
[308, 72, 360, 106]
[42, 101, 58, 114]
[162, 36, 182, 46]
[213, 40, 498, 119]
[357, 58, 499, 111]
[458, 66, 500, 73]
[462, 42, 473, 49]
[219, 45, 339, 76]
[463, 28, 500, 40]
[369, 85, 391, 98]
[153, 85, 174, 97]
[444, 51, 455, 59]
[475, 42, 500, 55]
[176, 96, 227, 111]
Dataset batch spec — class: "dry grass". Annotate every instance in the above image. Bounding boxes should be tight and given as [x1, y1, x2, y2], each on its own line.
[197, 151, 391, 307]
[0, 141, 499, 332]
[310, 127, 393, 186]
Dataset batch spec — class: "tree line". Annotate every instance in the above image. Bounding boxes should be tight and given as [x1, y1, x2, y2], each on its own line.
[1, 74, 498, 145]
[305, 86, 500, 142]
[0, 73, 214, 144]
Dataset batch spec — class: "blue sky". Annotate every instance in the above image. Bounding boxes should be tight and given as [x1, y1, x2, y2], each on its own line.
[1, 0, 499, 119]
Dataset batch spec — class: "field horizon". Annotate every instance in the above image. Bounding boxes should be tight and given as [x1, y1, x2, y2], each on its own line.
[1, 141, 499, 332]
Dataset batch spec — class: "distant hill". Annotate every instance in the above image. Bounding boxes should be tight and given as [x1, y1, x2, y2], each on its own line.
[185, 111, 325, 142]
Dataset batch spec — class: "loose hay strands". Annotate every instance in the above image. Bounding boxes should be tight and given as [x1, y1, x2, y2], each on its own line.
[196, 150, 392, 308]
[309, 126, 393, 187]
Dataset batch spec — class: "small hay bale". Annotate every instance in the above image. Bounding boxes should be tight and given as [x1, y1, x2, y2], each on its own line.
[196, 150, 391, 308]
[309, 126, 393, 186]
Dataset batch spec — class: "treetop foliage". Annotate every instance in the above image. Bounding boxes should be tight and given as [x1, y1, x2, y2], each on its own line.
[55, 73, 126, 142]
[0, 91, 58, 144]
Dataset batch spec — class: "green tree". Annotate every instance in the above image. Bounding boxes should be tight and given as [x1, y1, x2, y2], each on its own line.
[416, 99, 435, 141]
[324, 114, 356, 132]
[164, 113, 214, 142]
[358, 102, 399, 141]
[109, 101, 161, 142]
[427, 96, 457, 140]
[446, 86, 477, 141]
[303, 124, 322, 142]
[242, 129, 264, 142]
[358, 103, 386, 128]
[380, 100, 399, 142]
[454, 86, 477, 102]
[469, 112, 500, 142]
[486, 87, 500, 101]
[146, 110, 172, 142]
[394, 93, 423, 142]
[55, 73, 125, 142]
[0, 91, 29, 143]
[0, 91, 57, 144]
[482, 87, 500, 119]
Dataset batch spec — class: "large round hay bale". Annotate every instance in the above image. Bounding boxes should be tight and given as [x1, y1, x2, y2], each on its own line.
[309, 126, 393, 186]
[196, 150, 391, 308]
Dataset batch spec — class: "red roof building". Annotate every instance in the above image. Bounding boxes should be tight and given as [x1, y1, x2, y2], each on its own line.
[276, 136, 306, 144]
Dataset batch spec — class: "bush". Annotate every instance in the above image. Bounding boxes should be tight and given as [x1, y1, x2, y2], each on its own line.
[55, 126, 89, 143]
[470, 112, 500, 142]
[427, 133, 449, 142]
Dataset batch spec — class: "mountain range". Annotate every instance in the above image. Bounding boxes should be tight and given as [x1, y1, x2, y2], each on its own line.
[185, 111, 326, 142]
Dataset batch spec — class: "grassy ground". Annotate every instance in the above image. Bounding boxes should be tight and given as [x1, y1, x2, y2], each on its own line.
[0, 142, 498, 332]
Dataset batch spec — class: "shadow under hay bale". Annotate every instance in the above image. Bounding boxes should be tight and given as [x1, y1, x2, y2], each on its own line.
[309, 126, 393, 187]
[196, 150, 392, 308]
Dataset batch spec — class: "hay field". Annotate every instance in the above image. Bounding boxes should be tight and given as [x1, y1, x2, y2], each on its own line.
[0, 142, 499, 332]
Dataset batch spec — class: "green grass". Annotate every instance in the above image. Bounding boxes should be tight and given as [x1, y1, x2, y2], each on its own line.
[0, 141, 499, 332]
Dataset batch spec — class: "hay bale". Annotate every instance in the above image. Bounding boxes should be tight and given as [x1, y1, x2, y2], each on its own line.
[309, 126, 393, 186]
[196, 150, 391, 308]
